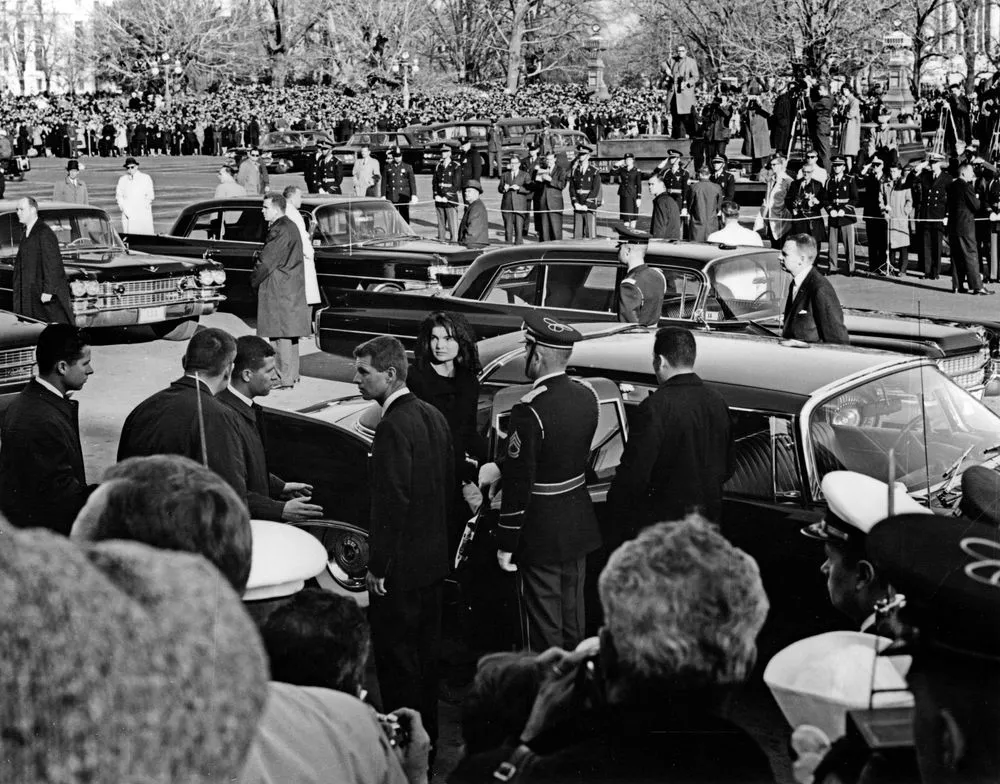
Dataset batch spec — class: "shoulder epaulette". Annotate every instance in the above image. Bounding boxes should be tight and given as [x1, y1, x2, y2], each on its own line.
[520, 384, 548, 403]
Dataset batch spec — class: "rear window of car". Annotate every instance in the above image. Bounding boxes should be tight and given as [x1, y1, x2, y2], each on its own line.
[185, 209, 266, 243]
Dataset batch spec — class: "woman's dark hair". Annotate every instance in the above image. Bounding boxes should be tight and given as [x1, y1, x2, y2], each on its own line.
[414, 311, 481, 375]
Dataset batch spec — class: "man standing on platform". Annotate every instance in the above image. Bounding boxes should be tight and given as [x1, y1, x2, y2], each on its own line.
[478, 312, 602, 652]
[381, 146, 417, 223]
[252, 194, 312, 388]
[670, 44, 699, 139]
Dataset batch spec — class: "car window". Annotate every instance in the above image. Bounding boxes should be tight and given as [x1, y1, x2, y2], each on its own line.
[725, 410, 801, 500]
[0, 213, 17, 257]
[395, 135, 410, 147]
[542, 263, 617, 312]
[483, 263, 540, 306]
[0, 210, 120, 258]
[313, 201, 414, 244]
[589, 400, 627, 483]
[190, 209, 265, 243]
[469, 127, 488, 139]
[648, 268, 705, 319]
[706, 253, 789, 321]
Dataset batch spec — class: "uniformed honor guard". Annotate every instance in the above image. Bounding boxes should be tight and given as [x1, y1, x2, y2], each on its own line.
[824, 155, 859, 275]
[655, 149, 690, 234]
[709, 155, 735, 201]
[616, 225, 665, 326]
[380, 145, 417, 223]
[801, 471, 931, 636]
[915, 151, 951, 279]
[478, 312, 602, 652]
[316, 146, 342, 195]
[432, 144, 462, 242]
[617, 153, 643, 228]
[570, 144, 601, 239]
[866, 512, 1000, 783]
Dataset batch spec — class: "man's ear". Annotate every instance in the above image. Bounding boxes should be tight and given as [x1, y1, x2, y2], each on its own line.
[856, 559, 876, 590]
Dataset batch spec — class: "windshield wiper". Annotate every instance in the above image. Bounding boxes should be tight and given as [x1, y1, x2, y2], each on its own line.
[941, 444, 975, 495]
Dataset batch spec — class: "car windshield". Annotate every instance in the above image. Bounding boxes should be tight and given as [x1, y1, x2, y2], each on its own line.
[704, 253, 790, 322]
[808, 364, 1000, 498]
[262, 132, 300, 147]
[312, 201, 416, 245]
[347, 133, 392, 147]
[0, 210, 121, 259]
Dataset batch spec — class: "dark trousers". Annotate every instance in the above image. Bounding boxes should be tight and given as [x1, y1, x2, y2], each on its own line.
[811, 131, 831, 170]
[369, 580, 443, 745]
[573, 209, 596, 238]
[919, 223, 944, 278]
[893, 246, 911, 274]
[503, 212, 526, 244]
[516, 556, 586, 652]
[793, 217, 824, 253]
[390, 198, 410, 223]
[435, 205, 457, 241]
[541, 205, 563, 241]
[828, 224, 856, 273]
[672, 111, 697, 138]
[866, 217, 888, 273]
[950, 228, 983, 291]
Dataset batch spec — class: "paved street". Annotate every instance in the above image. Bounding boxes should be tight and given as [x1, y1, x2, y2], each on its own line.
[6, 154, 998, 783]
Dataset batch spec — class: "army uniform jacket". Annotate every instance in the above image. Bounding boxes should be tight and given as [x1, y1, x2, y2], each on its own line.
[381, 160, 417, 203]
[432, 159, 462, 206]
[710, 170, 736, 201]
[618, 264, 666, 326]
[569, 164, 601, 210]
[825, 175, 858, 227]
[497, 373, 602, 566]
[660, 167, 690, 210]
[916, 170, 952, 221]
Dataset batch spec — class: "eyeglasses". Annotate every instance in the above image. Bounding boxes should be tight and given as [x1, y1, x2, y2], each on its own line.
[126, 166, 138, 171]
[250, 154, 260, 158]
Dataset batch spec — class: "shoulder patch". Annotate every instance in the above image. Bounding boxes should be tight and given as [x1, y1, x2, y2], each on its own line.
[520, 384, 548, 403]
[507, 429, 522, 458]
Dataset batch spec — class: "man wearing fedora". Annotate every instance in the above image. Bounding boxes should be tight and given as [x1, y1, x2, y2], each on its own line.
[52, 160, 89, 205]
[115, 157, 155, 235]
[458, 179, 489, 248]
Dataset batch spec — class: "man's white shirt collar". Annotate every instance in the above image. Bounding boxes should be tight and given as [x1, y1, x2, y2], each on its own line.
[791, 267, 811, 297]
[227, 385, 253, 408]
[35, 376, 65, 399]
[382, 386, 409, 412]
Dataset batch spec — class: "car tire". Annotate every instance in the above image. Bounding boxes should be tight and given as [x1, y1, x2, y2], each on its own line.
[294, 521, 370, 593]
[152, 317, 199, 341]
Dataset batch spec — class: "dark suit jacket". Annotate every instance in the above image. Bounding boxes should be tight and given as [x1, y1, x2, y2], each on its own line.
[538, 164, 567, 211]
[217, 388, 286, 520]
[458, 199, 490, 247]
[650, 192, 681, 239]
[781, 268, 850, 344]
[369, 392, 453, 590]
[118, 376, 248, 502]
[12, 219, 73, 324]
[380, 161, 417, 201]
[459, 149, 483, 186]
[947, 178, 980, 234]
[607, 373, 733, 540]
[0, 379, 90, 534]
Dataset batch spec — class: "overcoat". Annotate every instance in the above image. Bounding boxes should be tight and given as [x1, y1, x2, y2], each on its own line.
[12, 219, 73, 324]
[251, 216, 312, 338]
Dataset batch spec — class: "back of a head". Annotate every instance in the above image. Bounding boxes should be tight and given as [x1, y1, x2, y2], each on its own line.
[0, 522, 268, 783]
[720, 200, 740, 221]
[260, 587, 370, 695]
[461, 652, 541, 754]
[77, 455, 252, 593]
[598, 515, 768, 696]
[36, 323, 89, 376]
[785, 232, 818, 264]
[183, 327, 237, 377]
[654, 326, 696, 369]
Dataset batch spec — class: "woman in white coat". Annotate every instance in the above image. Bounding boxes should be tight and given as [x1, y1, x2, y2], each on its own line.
[115, 157, 155, 234]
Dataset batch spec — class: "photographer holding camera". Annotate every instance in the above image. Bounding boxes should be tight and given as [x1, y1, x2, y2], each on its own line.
[451, 516, 773, 783]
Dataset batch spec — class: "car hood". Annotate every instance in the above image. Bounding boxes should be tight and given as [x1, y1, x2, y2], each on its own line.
[62, 249, 218, 278]
[0, 309, 45, 349]
[843, 311, 984, 354]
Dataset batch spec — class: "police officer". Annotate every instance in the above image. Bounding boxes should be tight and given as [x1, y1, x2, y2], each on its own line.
[570, 144, 601, 238]
[655, 149, 690, 234]
[617, 152, 643, 228]
[915, 151, 952, 280]
[867, 512, 1000, 783]
[825, 155, 859, 275]
[478, 312, 602, 652]
[616, 225, 666, 325]
[709, 155, 735, 201]
[432, 144, 462, 242]
[801, 471, 931, 636]
[380, 146, 417, 223]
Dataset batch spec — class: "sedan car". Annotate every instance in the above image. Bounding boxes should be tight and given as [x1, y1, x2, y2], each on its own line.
[0, 309, 46, 410]
[0, 202, 226, 340]
[226, 130, 336, 174]
[316, 238, 997, 396]
[122, 196, 482, 310]
[330, 132, 423, 172]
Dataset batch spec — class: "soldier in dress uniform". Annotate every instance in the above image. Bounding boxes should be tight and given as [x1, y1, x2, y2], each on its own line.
[315, 146, 342, 195]
[432, 144, 462, 242]
[617, 153, 643, 228]
[655, 150, 690, 231]
[477, 312, 602, 652]
[824, 155, 859, 275]
[709, 155, 735, 201]
[866, 512, 1000, 783]
[801, 471, 931, 636]
[570, 144, 601, 238]
[380, 146, 417, 223]
[616, 225, 665, 325]
[914, 152, 952, 280]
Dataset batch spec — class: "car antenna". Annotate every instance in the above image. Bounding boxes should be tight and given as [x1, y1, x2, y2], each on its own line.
[194, 371, 209, 469]
[916, 301, 932, 503]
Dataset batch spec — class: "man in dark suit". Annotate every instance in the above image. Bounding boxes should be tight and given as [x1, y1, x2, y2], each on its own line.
[523, 142, 545, 237]
[499, 155, 530, 244]
[217, 336, 325, 522]
[915, 152, 952, 279]
[948, 162, 993, 294]
[478, 312, 602, 652]
[380, 146, 417, 222]
[353, 335, 453, 750]
[458, 179, 489, 248]
[457, 137, 482, 200]
[0, 324, 93, 534]
[607, 327, 732, 540]
[780, 233, 850, 344]
[118, 328, 249, 501]
[432, 145, 462, 241]
[13, 197, 73, 324]
[537, 150, 567, 241]
[648, 172, 681, 239]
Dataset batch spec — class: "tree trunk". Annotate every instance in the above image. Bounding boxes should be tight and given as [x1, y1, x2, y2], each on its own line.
[270, 49, 288, 86]
[506, 8, 525, 92]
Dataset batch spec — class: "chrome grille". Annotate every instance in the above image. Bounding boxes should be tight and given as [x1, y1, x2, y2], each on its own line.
[938, 347, 990, 390]
[99, 278, 181, 296]
[0, 347, 36, 383]
[97, 277, 197, 308]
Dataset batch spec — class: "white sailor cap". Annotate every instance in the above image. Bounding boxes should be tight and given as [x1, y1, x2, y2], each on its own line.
[801, 471, 932, 543]
[243, 520, 328, 602]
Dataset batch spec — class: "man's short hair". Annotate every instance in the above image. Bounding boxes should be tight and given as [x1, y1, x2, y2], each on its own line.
[653, 326, 696, 368]
[263, 193, 287, 213]
[249, 146, 261, 155]
[233, 335, 275, 377]
[260, 588, 370, 695]
[281, 185, 302, 199]
[720, 200, 740, 219]
[959, 162, 976, 178]
[85, 455, 253, 592]
[352, 335, 408, 382]
[182, 327, 236, 377]
[598, 515, 769, 692]
[784, 232, 818, 263]
[220, 165, 236, 178]
[36, 324, 90, 375]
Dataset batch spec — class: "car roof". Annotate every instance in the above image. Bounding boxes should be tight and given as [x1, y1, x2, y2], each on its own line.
[0, 200, 107, 213]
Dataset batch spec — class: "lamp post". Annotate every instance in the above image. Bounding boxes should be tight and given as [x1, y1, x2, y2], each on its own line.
[391, 52, 419, 111]
[883, 20, 914, 116]
[588, 24, 610, 101]
[149, 52, 183, 110]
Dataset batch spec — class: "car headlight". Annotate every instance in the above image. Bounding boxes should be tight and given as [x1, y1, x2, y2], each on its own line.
[70, 280, 88, 297]
[211, 269, 226, 285]
[85, 280, 100, 296]
[198, 269, 214, 286]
